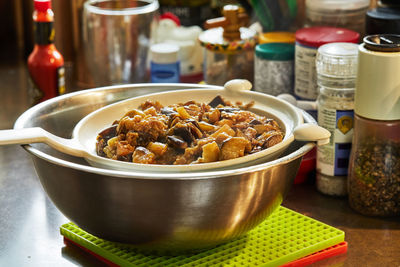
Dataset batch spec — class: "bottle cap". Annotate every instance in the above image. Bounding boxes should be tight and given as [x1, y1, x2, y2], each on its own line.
[34, 0, 51, 12]
[150, 43, 179, 64]
[259, 32, 295, 44]
[295, 27, 360, 48]
[366, 7, 400, 35]
[355, 34, 400, 120]
[316, 42, 359, 79]
[255, 43, 294, 61]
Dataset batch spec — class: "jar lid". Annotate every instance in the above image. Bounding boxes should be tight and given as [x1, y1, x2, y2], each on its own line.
[295, 27, 360, 48]
[316, 42, 359, 78]
[306, 0, 370, 11]
[366, 8, 400, 35]
[198, 27, 258, 53]
[355, 35, 400, 120]
[255, 43, 295, 61]
[259, 32, 295, 44]
[150, 43, 179, 64]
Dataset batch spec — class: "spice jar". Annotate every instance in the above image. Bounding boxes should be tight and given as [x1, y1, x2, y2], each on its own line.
[305, 0, 370, 36]
[295, 27, 360, 101]
[315, 42, 359, 197]
[199, 5, 257, 85]
[348, 34, 400, 216]
[254, 43, 295, 96]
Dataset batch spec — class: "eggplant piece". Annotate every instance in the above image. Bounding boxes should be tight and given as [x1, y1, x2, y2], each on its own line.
[208, 95, 226, 108]
[97, 125, 117, 141]
[249, 119, 262, 125]
[167, 135, 188, 149]
[218, 107, 240, 113]
[161, 107, 178, 116]
[173, 124, 195, 144]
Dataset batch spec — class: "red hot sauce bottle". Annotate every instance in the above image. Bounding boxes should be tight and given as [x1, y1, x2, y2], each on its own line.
[27, 0, 65, 104]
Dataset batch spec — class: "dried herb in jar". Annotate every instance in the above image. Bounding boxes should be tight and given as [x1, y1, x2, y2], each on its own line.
[348, 138, 400, 216]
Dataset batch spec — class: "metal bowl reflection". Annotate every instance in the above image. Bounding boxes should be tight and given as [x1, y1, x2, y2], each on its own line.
[15, 83, 314, 252]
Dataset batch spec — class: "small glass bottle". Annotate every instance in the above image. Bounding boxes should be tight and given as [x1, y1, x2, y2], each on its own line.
[348, 34, 400, 216]
[150, 43, 180, 83]
[315, 42, 359, 196]
[27, 0, 65, 105]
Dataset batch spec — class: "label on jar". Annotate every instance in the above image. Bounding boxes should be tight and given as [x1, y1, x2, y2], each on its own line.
[317, 107, 354, 176]
[294, 43, 318, 100]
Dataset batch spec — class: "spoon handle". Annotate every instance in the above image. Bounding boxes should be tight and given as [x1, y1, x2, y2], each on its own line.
[0, 127, 85, 157]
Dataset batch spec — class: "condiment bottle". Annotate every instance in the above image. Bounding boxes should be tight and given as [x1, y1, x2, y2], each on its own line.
[199, 5, 257, 85]
[150, 43, 180, 83]
[27, 0, 65, 105]
[305, 0, 370, 37]
[348, 34, 400, 216]
[254, 43, 295, 96]
[315, 42, 359, 197]
[366, 6, 400, 35]
[294, 27, 359, 119]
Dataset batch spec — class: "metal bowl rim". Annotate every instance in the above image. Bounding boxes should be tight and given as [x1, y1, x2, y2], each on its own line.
[16, 83, 315, 180]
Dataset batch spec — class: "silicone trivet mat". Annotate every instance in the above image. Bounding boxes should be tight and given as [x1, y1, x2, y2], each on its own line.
[60, 206, 345, 267]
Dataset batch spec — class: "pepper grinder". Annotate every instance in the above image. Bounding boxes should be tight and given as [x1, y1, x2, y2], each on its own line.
[348, 34, 400, 216]
[198, 5, 257, 85]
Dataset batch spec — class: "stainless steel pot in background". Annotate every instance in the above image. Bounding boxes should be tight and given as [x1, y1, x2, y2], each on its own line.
[82, 0, 159, 86]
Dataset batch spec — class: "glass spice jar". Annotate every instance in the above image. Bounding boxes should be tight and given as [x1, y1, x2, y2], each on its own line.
[315, 42, 359, 197]
[348, 34, 400, 216]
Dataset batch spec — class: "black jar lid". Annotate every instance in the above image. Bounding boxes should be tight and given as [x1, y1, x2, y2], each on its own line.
[366, 7, 400, 35]
[364, 34, 400, 52]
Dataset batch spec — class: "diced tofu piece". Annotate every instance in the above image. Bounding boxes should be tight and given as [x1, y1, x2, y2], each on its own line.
[198, 121, 216, 132]
[176, 106, 191, 119]
[220, 137, 251, 160]
[147, 142, 168, 156]
[132, 147, 155, 164]
[210, 124, 235, 138]
[199, 141, 220, 163]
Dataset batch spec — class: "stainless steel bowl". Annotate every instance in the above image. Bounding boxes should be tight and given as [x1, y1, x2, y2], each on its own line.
[15, 83, 314, 252]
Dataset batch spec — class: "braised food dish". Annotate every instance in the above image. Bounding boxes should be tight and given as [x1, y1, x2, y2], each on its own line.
[96, 96, 284, 165]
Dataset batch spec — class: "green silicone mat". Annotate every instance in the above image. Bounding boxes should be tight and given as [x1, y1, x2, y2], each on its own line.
[60, 206, 344, 267]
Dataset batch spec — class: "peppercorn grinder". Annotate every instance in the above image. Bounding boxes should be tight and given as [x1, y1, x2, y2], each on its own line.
[348, 34, 400, 216]
[198, 5, 258, 85]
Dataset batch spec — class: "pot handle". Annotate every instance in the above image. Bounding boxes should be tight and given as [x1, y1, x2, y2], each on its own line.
[0, 127, 86, 157]
[293, 123, 330, 146]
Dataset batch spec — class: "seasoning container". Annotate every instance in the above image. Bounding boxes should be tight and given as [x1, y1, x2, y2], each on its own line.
[305, 0, 370, 36]
[259, 32, 295, 45]
[294, 27, 359, 101]
[27, 0, 65, 105]
[315, 42, 359, 197]
[348, 34, 400, 216]
[254, 43, 295, 96]
[199, 5, 257, 85]
[150, 43, 180, 83]
[366, 6, 400, 35]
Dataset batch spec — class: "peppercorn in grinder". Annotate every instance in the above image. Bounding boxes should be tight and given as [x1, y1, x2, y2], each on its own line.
[348, 34, 400, 216]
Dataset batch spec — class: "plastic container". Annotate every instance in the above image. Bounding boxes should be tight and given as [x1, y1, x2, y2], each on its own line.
[305, 0, 370, 36]
[316, 42, 359, 197]
[150, 43, 180, 83]
[366, 7, 400, 35]
[254, 43, 295, 96]
[294, 27, 359, 101]
[348, 35, 400, 216]
[199, 5, 257, 85]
